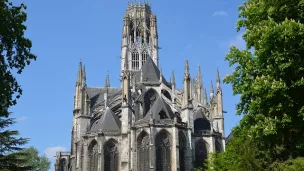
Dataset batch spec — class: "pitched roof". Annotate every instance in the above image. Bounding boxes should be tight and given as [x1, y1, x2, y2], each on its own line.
[87, 87, 121, 110]
[90, 107, 121, 132]
[143, 96, 174, 120]
[133, 57, 171, 87]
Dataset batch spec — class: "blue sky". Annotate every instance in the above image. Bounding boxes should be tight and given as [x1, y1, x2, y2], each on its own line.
[10, 0, 245, 170]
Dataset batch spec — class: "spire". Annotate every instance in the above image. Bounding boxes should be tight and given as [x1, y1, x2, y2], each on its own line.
[192, 78, 197, 100]
[171, 70, 176, 87]
[183, 60, 191, 107]
[76, 59, 83, 86]
[105, 72, 110, 88]
[82, 65, 86, 87]
[216, 67, 222, 92]
[184, 60, 190, 79]
[196, 64, 203, 103]
[210, 81, 214, 99]
[202, 87, 207, 105]
[216, 67, 221, 84]
[104, 72, 110, 107]
[197, 64, 202, 88]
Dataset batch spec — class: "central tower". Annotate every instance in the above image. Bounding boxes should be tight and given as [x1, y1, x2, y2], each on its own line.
[121, 2, 159, 74]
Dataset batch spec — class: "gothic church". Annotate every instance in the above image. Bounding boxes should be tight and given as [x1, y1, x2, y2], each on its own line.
[55, 2, 225, 171]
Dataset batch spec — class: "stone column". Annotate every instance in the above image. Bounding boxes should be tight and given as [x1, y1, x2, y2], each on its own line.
[187, 130, 194, 171]
[76, 142, 81, 169]
[99, 136, 104, 171]
[131, 129, 136, 171]
[83, 142, 89, 171]
[149, 123, 155, 171]
[172, 118, 179, 171]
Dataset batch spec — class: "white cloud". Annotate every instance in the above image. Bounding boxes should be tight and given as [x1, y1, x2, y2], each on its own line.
[44, 146, 66, 160]
[229, 32, 246, 49]
[213, 11, 228, 17]
[16, 116, 28, 122]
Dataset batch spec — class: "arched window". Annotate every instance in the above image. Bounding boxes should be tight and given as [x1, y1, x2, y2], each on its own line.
[155, 130, 171, 171]
[130, 22, 134, 43]
[215, 140, 222, 153]
[194, 118, 211, 134]
[104, 139, 119, 171]
[179, 132, 186, 171]
[159, 109, 168, 119]
[137, 131, 150, 171]
[60, 158, 67, 171]
[132, 51, 140, 70]
[195, 140, 208, 169]
[143, 89, 159, 117]
[89, 140, 98, 171]
[142, 51, 148, 66]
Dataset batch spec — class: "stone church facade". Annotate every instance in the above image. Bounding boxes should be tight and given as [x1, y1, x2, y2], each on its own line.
[55, 2, 225, 171]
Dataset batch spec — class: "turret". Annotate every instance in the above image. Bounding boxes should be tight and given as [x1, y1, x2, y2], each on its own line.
[71, 60, 90, 170]
[120, 3, 159, 73]
[74, 60, 85, 111]
[213, 68, 225, 144]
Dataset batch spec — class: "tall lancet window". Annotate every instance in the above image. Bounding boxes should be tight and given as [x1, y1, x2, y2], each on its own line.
[142, 51, 148, 66]
[132, 51, 139, 70]
[60, 158, 67, 171]
[179, 132, 187, 171]
[104, 139, 119, 171]
[195, 140, 208, 169]
[89, 140, 98, 171]
[155, 130, 171, 171]
[137, 131, 150, 171]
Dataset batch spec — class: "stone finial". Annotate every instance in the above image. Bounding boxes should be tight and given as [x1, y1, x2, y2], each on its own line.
[76, 59, 83, 86]
[210, 81, 214, 99]
[105, 72, 110, 88]
[183, 60, 190, 82]
[216, 67, 220, 84]
[197, 64, 202, 88]
[171, 70, 176, 87]
[82, 65, 86, 87]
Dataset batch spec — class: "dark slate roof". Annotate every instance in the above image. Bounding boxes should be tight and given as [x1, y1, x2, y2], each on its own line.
[90, 107, 121, 132]
[87, 87, 121, 109]
[143, 96, 174, 120]
[133, 57, 171, 87]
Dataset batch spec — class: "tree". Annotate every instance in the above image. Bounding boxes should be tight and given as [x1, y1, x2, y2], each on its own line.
[204, 128, 268, 171]
[0, 0, 36, 170]
[222, 0, 304, 168]
[19, 147, 51, 171]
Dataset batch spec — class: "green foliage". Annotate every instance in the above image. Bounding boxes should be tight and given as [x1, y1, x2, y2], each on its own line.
[205, 0, 304, 170]
[271, 157, 304, 171]
[0, 0, 36, 170]
[224, 0, 304, 161]
[205, 128, 267, 171]
[19, 147, 51, 171]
